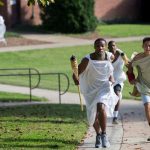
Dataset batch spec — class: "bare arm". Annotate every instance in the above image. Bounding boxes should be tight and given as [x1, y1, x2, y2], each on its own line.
[110, 54, 115, 62]
[72, 57, 89, 85]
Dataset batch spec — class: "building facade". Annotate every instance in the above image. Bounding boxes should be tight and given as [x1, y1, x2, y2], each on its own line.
[94, 0, 142, 22]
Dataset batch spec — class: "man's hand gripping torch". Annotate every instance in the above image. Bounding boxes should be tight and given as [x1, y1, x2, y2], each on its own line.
[70, 55, 83, 111]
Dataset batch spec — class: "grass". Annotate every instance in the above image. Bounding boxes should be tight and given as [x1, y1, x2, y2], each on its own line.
[0, 24, 145, 148]
[8, 24, 150, 39]
[0, 40, 143, 99]
[0, 91, 47, 102]
[96, 24, 150, 37]
[5, 32, 21, 38]
[69, 24, 150, 39]
[0, 104, 87, 149]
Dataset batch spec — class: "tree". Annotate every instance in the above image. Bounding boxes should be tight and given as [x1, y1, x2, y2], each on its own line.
[0, 0, 54, 6]
[0, 1, 3, 6]
[40, 0, 98, 33]
[27, 0, 54, 6]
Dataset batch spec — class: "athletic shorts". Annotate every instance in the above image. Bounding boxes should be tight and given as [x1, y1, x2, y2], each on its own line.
[141, 94, 150, 104]
[114, 84, 122, 93]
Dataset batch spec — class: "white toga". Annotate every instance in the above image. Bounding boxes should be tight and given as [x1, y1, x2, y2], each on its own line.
[79, 55, 118, 126]
[112, 49, 127, 89]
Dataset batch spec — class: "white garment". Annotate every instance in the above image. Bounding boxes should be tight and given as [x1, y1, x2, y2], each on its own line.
[112, 53, 126, 89]
[105, 51, 113, 62]
[79, 55, 118, 126]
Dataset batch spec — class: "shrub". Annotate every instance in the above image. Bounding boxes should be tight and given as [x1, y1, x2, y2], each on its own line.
[40, 0, 98, 33]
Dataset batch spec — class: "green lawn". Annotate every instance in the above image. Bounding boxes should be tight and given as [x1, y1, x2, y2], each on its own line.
[0, 40, 143, 99]
[0, 91, 47, 102]
[96, 24, 150, 37]
[69, 24, 150, 39]
[0, 104, 87, 149]
[0, 26, 146, 149]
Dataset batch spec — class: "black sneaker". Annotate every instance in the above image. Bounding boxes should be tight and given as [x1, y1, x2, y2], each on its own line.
[147, 136, 150, 141]
[112, 117, 119, 124]
[95, 134, 101, 148]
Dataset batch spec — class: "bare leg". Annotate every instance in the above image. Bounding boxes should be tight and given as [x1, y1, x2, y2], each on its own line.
[114, 91, 121, 111]
[97, 103, 107, 133]
[113, 91, 120, 119]
[144, 102, 150, 124]
[93, 115, 100, 134]
[114, 100, 120, 111]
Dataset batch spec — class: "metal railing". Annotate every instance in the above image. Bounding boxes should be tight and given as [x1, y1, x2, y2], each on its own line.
[0, 68, 70, 103]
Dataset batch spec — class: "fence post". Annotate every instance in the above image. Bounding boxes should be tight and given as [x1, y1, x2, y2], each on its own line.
[58, 73, 61, 104]
[29, 69, 32, 101]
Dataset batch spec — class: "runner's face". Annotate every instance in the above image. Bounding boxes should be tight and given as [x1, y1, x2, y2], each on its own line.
[108, 42, 116, 53]
[94, 41, 106, 54]
[143, 41, 150, 55]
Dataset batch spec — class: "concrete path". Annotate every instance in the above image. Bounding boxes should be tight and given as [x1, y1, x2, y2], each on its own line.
[78, 100, 150, 150]
[0, 34, 148, 52]
[0, 34, 150, 149]
[0, 84, 84, 105]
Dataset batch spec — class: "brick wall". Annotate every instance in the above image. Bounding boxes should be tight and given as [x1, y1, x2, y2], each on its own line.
[20, 0, 42, 25]
[94, 0, 141, 22]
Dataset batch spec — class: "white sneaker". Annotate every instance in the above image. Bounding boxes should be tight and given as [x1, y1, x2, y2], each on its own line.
[101, 134, 110, 148]
[95, 134, 102, 148]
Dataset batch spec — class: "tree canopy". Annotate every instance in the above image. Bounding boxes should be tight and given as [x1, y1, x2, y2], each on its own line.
[0, 0, 54, 6]
[27, 0, 54, 6]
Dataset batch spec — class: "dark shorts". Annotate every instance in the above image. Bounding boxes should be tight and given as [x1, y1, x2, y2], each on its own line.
[114, 84, 122, 93]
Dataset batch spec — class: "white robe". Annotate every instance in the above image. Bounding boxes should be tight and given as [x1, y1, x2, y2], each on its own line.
[112, 52, 126, 90]
[79, 55, 118, 126]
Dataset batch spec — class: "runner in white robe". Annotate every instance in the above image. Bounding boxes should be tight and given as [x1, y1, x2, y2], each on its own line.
[73, 38, 119, 148]
[108, 41, 127, 124]
[112, 49, 126, 92]
[79, 55, 118, 126]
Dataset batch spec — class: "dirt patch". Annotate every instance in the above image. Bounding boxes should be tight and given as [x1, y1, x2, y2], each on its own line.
[0, 37, 52, 47]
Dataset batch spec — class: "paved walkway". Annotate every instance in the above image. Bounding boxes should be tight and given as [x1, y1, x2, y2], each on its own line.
[0, 34, 150, 149]
[0, 34, 147, 52]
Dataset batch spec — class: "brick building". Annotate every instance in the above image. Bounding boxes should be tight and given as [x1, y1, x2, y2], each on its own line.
[0, 0, 148, 28]
[95, 0, 141, 22]
[0, 0, 41, 28]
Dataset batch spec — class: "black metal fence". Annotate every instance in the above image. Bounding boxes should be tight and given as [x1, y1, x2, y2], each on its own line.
[0, 68, 70, 103]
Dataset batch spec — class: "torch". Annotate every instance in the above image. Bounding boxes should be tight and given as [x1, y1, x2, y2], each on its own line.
[70, 55, 83, 111]
[120, 52, 129, 65]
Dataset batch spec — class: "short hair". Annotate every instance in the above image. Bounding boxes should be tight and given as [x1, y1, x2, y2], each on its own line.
[94, 38, 107, 47]
[108, 40, 115, 47]
[143, 37, 150, 44]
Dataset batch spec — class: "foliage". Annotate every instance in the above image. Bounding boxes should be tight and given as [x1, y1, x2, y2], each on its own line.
[0, 1, 3, 6]
[27, 0, 54, 6]
[40, 0, 98, 33]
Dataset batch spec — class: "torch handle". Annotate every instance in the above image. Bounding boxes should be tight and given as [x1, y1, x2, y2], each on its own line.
[77, 85, 83, 111]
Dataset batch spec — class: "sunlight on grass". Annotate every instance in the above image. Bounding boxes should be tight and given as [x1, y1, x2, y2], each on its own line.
[0, 40, 143, 100]
[96, 24, 150, 37]
[0, 104, 87, 149]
